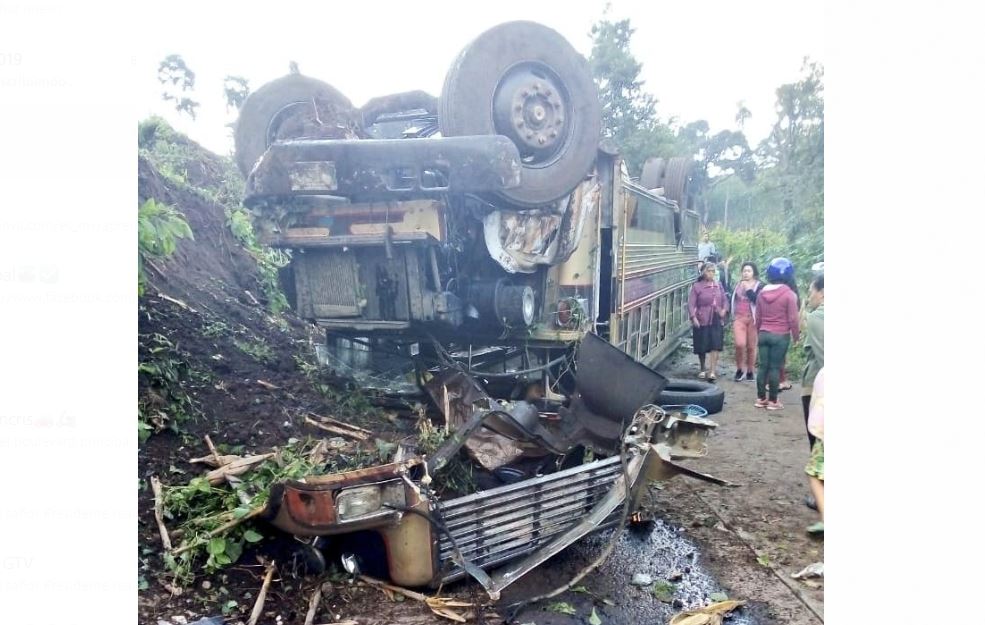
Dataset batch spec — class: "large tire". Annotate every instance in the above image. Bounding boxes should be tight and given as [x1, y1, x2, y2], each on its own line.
[439, 21, 601, 208]
[234, 74, 356, 177]
[658, 379, 725, 415]
[662, 156, 694, 210]
[640, 157, 666, 191]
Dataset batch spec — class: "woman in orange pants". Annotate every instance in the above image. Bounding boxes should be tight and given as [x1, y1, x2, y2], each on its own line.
[730, 262, 762, 381]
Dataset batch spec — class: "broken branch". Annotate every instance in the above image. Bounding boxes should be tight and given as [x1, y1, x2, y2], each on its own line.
[150, 476, 172, 551]
[304, 416, 370, 441]
[358, 575, 473, 623]
[204, 434, 224, 467]
[204, 453, 275, 485]
[247, 560, 277, 625]
[158, 292, 196, 313]
[303, 584, 323, 625]
[171, 506, 264, 556]
[257, 379, 280, 390]
[309, 412, 373, 435]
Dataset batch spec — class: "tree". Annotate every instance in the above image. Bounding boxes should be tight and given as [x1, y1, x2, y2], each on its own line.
[588, 17, 677, 175]
[757, 58, 824, 238]
[223, 76, 250, 111]
[735, 101, 752, 131]
[158, 54, 200, 120]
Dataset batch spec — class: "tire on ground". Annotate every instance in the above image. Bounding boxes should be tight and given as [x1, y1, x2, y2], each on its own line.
[658, 379, 725, 415]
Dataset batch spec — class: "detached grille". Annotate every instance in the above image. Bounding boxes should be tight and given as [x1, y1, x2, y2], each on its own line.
[435, 456, 625, 582]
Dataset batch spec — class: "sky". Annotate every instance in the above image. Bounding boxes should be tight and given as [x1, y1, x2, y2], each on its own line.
[136, 0, 823, 156]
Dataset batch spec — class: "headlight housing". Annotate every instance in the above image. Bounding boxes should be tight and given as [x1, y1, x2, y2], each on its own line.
[336, 486, 382, 520]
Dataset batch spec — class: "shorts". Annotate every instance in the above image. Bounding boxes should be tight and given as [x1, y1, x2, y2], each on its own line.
[692, 323, 724, 355]
[804, 439, 824, 481]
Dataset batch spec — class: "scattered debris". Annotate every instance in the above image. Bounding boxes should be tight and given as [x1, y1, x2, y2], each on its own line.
[247, 560, 277, 625]
[588, 606, 603, 625]
[668, 599, 747, 625]
[359, 574, 475, 623]
[150, 475, 172, 551]
[709, 592, 728, 602]
[631, 573, 653, 586]
[791, 562, 824, 579]
[188, 618, 224, 625]
[256, 379, 280, 390]
[667, 570, 684, 582]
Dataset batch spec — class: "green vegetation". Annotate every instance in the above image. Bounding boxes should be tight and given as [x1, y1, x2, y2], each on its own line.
[138, 198, 192, 295]
[137, 333, 201, 442]
[139, 116, 290, 314]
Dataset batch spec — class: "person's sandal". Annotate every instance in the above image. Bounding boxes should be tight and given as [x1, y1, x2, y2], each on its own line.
[754, 398, 768, 408]
[697, 371, 707, 379]
[806, 521, 824, 535]
[766, 400, 784, 411]
[708, 373, 717, 382]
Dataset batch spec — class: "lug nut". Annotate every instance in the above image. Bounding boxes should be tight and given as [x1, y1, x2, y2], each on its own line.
[549, 130, 558, 138]
[538, 136, 546, 145]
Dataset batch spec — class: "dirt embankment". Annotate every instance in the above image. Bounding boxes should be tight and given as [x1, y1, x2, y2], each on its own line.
[137, 122, 413, 624]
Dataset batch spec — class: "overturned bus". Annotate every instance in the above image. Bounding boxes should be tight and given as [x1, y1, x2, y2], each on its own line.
[236, 22, 701, 376]
[235, 21, 717, 598]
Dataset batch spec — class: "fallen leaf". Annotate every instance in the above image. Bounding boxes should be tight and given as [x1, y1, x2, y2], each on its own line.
[669, 600, 747, 625]
[589, 607, 603, 625]
[547, 601, 577, 615]
[756, 553, 770, 567]
[709, 592, 728, 602]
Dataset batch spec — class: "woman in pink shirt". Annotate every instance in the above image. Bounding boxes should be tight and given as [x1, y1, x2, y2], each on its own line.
[730, 262, 762, 382]
[688, 262, 728, 381]
[754, 258, 800, 410]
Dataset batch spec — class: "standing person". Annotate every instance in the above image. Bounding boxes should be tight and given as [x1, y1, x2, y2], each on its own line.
[754, 258, 800, 409]
[698, 231, 717, 263]
[805, 367, 825, 534]
[801, 273, 824, 447]
[688, 262, 728, 381]
[730, 262, 762, 381]
[776, 271, 800, 392]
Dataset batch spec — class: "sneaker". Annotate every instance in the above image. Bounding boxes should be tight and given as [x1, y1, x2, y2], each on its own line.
[806, 521, 824, 535]
[745, 371, 755, 381]
[766, 401, 784, 411]
[734, 369, 744, 382]
[803, 494, 818, 511]
[754, 398, 768, 408]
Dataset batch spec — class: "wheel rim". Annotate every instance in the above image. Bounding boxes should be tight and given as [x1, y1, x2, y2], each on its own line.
[493, 62, 570, 166]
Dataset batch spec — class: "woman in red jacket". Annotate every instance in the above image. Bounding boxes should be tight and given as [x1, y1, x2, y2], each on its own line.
[754, 258, 800, 410]
[688, 262, 728, 381]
